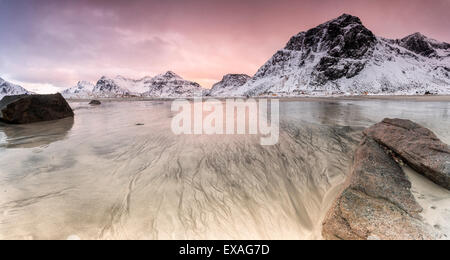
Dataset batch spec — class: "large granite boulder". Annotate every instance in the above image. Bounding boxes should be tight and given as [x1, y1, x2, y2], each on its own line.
[0, 93, 74, 124]
[322, 137, 436, 240]
[323, 118, 450, 240]
[363, 118, 450, 190]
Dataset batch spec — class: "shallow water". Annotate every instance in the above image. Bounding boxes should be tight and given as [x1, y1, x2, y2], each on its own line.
[0, 99, 449, 240]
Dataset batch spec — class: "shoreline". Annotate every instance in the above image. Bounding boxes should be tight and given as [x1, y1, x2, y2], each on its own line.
[66, 95, 450, 103]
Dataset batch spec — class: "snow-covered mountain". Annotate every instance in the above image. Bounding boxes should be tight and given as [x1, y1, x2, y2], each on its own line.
[142, 71, 204, 97]
[62, 72, 204, 98]
[207, 74, 251, 97]
[61, 81, 95, 99]
[0, 77, 31, 99]
[92, 76, 134, 97]
[110, 75, 154, 94]
[230, 14, 450, 96]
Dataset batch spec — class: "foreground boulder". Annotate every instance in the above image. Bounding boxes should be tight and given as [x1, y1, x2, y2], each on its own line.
[322, 137, 436, 240]
[364, 118, 450, 190]
[322, 118, 450, 240]
[0, 93, 74, 124]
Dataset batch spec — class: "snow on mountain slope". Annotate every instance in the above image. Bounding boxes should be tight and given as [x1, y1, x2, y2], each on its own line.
[91, 76, 134, 97]
[111, 75, 153, 94]
[0, 77, 31, 99]
[207, 74, 251, 97]
[142, 71, 205, 97]
[231, 14, 450, 97]
[61, 81, 95, 99]
[63, 72, 204, 98]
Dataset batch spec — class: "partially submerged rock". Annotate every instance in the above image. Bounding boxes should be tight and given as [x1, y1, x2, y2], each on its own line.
[324, 188, 434, 240]
[0, 93, 74, 124]
[89, 100, 101, 105]
[349, 138, 423, 215]
[364, 118, 450, 190]
[323, 118, 449, 240]
[322, 137, 436, 240]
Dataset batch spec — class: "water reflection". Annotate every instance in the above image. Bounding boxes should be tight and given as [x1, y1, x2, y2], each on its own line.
[0, 117, 74, 148]
[0, 99, 448, 240]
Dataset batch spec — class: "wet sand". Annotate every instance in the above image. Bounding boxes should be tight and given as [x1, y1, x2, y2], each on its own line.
[404, 166, 450, 239]
[0, 98, 449, 240]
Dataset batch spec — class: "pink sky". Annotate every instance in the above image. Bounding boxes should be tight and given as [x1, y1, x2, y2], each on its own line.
[0, 0, 449, 92]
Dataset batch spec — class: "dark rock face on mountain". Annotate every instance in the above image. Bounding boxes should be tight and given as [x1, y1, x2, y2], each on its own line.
[233, 14, 450, 97]
[256, 14, 376, 82]
[398, 33, 450, 58]
[322, 118, 449, 240]
[0, 93, 74, 124]
[399, 33, 437, 57]
[208, 74, 251, 97]
[364, 118, 450, 190]
[286, 14, 377, 59]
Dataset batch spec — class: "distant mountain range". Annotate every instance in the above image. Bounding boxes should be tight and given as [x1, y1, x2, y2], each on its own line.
[62, 71, 205, 98]
[0, 77, 31, 99]
[1, 14, 449, 99]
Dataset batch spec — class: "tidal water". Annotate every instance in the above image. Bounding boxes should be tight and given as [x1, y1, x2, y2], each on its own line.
[0, 99, 449, 240]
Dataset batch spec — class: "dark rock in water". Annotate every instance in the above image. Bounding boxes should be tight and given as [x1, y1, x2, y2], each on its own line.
[322, 137, 435, 240]
[0, 93, 74, 124]
[89, 100, 101, 105]
[364, 118, 450, 190]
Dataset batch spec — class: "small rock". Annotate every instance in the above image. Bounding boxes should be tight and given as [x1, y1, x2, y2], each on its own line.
[89, 100, 101, 105]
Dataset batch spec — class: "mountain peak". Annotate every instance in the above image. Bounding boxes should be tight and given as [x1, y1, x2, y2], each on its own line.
[399, 32, 440, 57]
[408, 32, 425, 39]
[284, 13, 376, 59]
[333, 13, 363, 25]
[164, 71, 181, 78]
[235, 14, 450, 97]
[153, 71, 183, 81]
[222, 74, 251, 81]
[208, 74, 251, 97]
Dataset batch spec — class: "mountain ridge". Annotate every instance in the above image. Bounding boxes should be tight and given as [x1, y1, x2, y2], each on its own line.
[0, 77, 31, 99]
[62, 71, 205, 98]
[223, 14, 450, 97]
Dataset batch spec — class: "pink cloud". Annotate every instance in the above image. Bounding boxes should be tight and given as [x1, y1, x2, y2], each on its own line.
[0, 0, 448, 92]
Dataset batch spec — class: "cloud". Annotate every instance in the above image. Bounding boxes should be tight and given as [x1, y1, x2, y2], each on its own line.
[0, 0, 449, 93]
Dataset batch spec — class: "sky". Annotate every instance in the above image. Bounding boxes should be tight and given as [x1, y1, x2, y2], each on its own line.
[0, 0, 449, 93]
